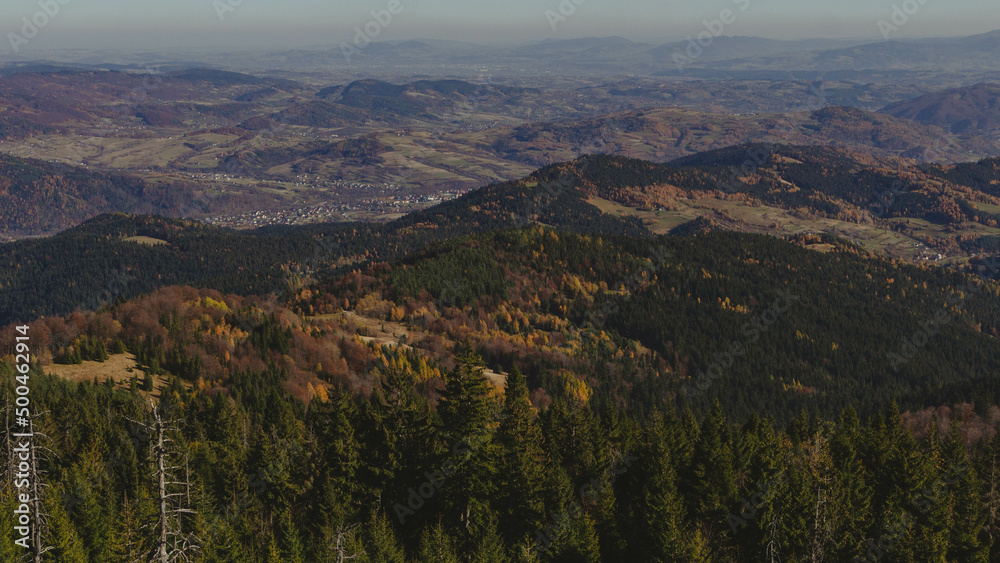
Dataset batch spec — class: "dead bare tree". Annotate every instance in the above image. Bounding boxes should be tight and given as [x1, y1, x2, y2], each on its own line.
[127, 399, 200, 563]
[766, 512, 782, 563]
[329, 523, 364, 563]
[2, 402, 54, 563]
[2, 397, 15, 493]
[25, 416, 54, 563]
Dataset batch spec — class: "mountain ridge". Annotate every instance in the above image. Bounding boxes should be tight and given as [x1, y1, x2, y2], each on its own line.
[880, 82, 1000, 134]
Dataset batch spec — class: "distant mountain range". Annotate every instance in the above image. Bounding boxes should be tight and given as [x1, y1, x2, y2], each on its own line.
[322, 33, 1000, 74]
[6, 30, 999, 77]
[655, 30, 1000, 74]
[327, 29, 1000, 76]
[1, 67, 998, 209]
[3, 70, 1000, 235]
[323, 33, 1000, 75]
[881, 83, 1000, 134]
[645, 36, 870, 64]
[474, 104, 998, 166]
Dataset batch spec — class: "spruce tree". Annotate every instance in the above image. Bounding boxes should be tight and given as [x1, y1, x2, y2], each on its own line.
[46, 490, 88, 563]
[307, 390, 361, 531]
[944, 422, 988, 561]
[495, 366, 547, 544]
[637, 413, 689, 562]
[827, 406, 872, 560]
[685, 400, 737, 520]
[277, 508, 307, 563]
[438, 346, 493, 440]
[437, 346, 497, 539]
[470, 513, 511, 563]
[416, 522, 460, 563]
[362, 512, 406, 563]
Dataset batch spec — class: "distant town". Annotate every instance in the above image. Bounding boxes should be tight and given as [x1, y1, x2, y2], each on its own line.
[201, 188, 466, 228]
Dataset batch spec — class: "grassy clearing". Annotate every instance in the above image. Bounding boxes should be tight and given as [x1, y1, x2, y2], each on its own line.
[124, 235, 169, 246]
[587, 195, 988, 262]
[44, 353, 186, 399]
[591, 197, 702, 233]
[973, 201, 1000, 214]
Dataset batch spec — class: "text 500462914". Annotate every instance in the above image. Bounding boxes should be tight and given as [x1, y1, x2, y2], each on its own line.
[11, 325, 35, 550]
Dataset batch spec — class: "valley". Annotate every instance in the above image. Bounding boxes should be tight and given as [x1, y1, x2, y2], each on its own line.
[1, 67, 999, 238]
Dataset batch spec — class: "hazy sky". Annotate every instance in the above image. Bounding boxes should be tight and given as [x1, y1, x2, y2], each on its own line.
[4, 0, 998, 52]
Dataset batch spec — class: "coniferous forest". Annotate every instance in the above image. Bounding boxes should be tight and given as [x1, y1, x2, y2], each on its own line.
[1, 348, 999, 562]
[3, 219, 1000, 561]
[5, 154, 1000, 561]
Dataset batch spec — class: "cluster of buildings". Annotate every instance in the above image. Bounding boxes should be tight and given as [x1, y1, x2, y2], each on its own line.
[200, 189, 464, 229]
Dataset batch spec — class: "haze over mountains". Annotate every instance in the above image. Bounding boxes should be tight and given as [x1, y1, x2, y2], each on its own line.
[5, 30, 1000, 77]
[1, 58, 999, 236]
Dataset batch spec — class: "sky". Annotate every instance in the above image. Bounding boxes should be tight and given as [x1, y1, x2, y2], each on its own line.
[3, 0, 998, 52]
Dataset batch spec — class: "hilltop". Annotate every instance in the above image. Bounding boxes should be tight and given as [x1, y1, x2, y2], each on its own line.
[881, 83, 1000, 134]
[10, 146, 1000, 322]
[0, 154, 278, 235]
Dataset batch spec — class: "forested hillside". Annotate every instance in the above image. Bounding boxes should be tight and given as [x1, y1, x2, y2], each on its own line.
[880, 83, 1000, 134]
[18, 223, 1000, 421]
[0, 163, 646, 325]
[9, 147, 1000, 325]
[0, 155, 273, 235]
[1, 293, 999, 561]
[293, 227, 1000, 421]
[5, 149, 1000, 560]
